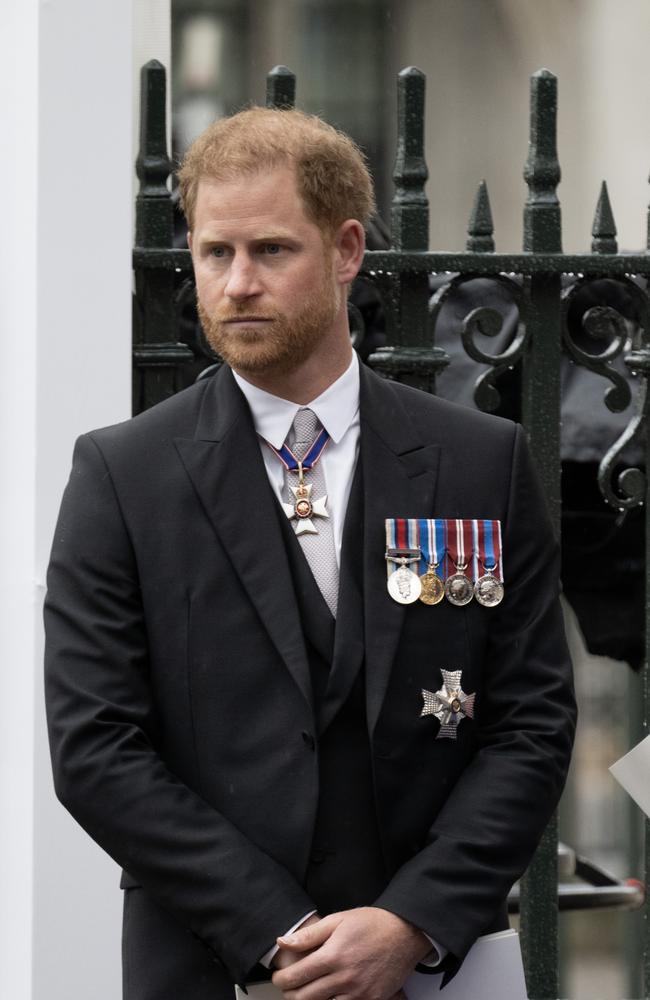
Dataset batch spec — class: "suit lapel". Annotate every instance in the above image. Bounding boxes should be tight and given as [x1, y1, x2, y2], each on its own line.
[359, 366, 441, 735]
[174, 367, 313, 711]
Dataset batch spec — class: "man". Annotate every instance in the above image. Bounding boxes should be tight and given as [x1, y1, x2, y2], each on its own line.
[45, 108, 576, 1000]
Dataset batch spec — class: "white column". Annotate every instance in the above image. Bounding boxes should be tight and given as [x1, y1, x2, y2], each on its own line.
[0, 2, 39, 997]
[32, 0, 134, 995]
[0, 0, 155, 996]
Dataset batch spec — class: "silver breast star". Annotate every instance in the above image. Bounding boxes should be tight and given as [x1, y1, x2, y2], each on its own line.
[281, 482, 330, 535]
[421, 669, 475, 740]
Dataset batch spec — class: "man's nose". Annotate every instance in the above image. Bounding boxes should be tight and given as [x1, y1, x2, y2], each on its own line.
[223, 254, 262, 300]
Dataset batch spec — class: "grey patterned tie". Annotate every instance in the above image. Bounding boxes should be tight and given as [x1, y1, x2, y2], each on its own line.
[283, 408, 339, 617]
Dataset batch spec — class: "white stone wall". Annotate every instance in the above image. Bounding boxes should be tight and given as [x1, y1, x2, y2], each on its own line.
[1, 1, 169, 997]
[1, 4, 39, 996]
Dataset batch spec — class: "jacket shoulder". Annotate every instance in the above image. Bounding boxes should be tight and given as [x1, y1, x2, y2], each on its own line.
[364, 366, 517, 449]
[86, 377, 212, 453]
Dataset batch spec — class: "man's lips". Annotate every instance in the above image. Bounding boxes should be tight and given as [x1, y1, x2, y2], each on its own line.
[222, 316, 272, 323]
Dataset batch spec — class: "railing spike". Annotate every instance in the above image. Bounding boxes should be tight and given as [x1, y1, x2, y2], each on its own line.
[370, 67, 438, 392]
[523, 69, 562, 252]
[466, 180, 495, 252]
[591, 181, 618, 254]
[133, 60, 193, 413]
[391, 66, 429, 251]
[266, 66, 296, 110]
[135, 60, 173, 249]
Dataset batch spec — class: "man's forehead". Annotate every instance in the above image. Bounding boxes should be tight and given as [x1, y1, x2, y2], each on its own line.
[191, 167, 314, 235]
[194, 164, 298, 208]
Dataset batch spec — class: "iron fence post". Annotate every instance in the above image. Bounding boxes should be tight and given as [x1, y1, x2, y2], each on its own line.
[369, 67, 448, 389]
[133, 60, 192, 414]
[266, 65, 296, 109]
[519, 68, 562, 1000]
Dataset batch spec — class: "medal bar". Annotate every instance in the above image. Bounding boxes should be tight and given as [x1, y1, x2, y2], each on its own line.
[384, 518, 505, 608]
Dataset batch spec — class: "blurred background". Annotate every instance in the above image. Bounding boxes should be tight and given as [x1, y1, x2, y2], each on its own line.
[167, 0, 650, 254]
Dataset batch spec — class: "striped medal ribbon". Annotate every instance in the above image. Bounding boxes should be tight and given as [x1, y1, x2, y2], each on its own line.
[444, 518, 474, 606]
[418, 518, 445, 605]
[384, 518, 422, 604]
[474, 519, 505, 607]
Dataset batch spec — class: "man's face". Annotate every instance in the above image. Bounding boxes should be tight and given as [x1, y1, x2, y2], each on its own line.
[189, 165, 343, 377]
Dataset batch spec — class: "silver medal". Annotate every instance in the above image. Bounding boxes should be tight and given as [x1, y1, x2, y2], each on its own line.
[445, 572, 474, 607]
[421, 668, 476, 740]
[387, 564, 422, 605]
[474, 573, 504, 608]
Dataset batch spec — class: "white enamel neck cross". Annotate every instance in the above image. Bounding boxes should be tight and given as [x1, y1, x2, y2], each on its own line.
[282, 481, 329, 535]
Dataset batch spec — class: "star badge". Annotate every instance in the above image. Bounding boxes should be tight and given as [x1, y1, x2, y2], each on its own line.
[281, 482, 330, 535]
[421, 669, 475, 740]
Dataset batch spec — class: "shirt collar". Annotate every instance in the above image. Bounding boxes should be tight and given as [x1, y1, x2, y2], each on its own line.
[232, 352, 360, 449]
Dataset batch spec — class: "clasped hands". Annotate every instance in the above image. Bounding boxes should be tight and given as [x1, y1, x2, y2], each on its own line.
[271, 906, 431, 1000]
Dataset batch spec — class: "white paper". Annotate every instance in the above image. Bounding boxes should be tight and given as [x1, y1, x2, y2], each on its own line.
[610, 733, 650, 817]
[404, 929, 527, 999]
[236, 928, 527, 1000]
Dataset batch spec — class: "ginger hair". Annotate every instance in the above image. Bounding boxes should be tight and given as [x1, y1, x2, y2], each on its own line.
[177, 106, 375, 236]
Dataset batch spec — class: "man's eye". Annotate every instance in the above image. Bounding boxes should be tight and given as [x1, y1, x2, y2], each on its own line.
[211, 246, 227, 258]
[264, 243, 281, 255]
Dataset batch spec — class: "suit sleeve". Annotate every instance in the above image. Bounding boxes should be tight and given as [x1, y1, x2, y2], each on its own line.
[374, 423, 577, 962]
[44, 433, 315, 984]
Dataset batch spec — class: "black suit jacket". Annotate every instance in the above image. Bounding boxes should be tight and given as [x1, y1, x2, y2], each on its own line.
[44, 362, 576, 994]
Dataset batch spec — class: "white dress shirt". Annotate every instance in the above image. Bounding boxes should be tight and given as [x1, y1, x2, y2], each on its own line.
[232, 352, 361, 567]
[232, 354, 444, 970]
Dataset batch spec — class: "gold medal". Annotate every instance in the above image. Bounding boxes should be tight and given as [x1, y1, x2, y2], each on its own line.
[419, 567, 444, 605]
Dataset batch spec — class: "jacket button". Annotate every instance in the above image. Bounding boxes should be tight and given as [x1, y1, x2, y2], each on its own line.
[301, 731, 315, 750]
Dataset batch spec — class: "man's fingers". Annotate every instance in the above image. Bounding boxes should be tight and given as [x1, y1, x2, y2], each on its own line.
[272, 950, 331, 993]
[273, 947, 303, 970]
[275, 972, 342, 1000]
[277, 912, 341, 952]
[279, 985, 407, 1000]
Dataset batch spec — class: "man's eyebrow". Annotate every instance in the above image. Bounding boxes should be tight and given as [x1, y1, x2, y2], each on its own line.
[255, 232, 299, 242]
[196, 228, 299, 243]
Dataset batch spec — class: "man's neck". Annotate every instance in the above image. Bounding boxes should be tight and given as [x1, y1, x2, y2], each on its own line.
[233, 346, 354, 404]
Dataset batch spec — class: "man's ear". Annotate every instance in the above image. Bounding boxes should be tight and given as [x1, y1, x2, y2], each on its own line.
[187, 231, 193, 252]
[333, 219, 365, 286]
